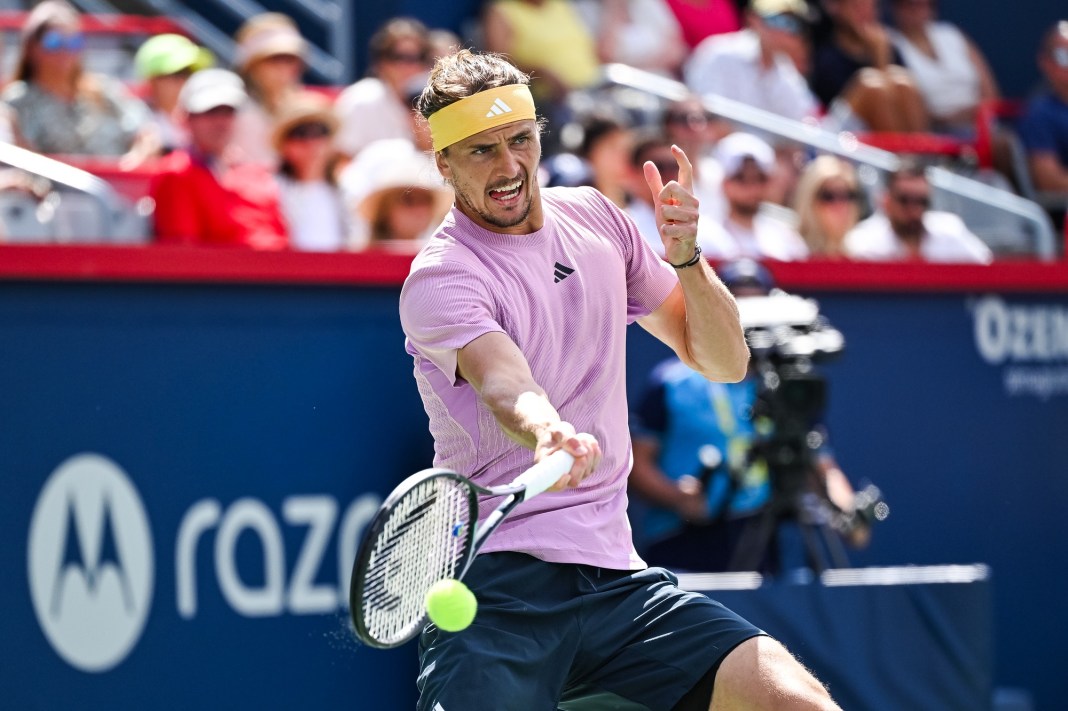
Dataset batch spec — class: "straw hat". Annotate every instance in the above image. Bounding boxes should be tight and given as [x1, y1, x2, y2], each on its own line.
[346, 140, 450, 223]
[356, 159, 452, 223]
[270, 91, 339, 152]
[135, 33, 214, 79]
[233, 13, 306, 72]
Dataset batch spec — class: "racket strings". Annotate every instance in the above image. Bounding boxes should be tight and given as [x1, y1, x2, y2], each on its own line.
[360, 476, 473, 644]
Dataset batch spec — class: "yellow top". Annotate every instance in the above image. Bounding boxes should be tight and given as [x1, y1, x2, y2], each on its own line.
[428, 84, 537, 152]
[492, 0, 600, 91]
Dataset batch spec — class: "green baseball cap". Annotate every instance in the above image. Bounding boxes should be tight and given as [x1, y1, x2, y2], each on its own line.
[134, 33, 214, 79]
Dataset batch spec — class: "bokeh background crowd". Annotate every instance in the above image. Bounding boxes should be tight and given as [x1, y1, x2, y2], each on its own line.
[0, 0, 1064, 262]
[4, 2, 1068, 709]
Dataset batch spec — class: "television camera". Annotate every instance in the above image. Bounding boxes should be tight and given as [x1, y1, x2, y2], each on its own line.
[726, 291, 888, 573]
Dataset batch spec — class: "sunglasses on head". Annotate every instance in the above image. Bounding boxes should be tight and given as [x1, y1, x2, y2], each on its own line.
[891, 192, 930, 209]
[40, 29, 85, 53]
[816, 188, 858, 204]
[285, 122, 332, 141]
[762, 13, 805, 35]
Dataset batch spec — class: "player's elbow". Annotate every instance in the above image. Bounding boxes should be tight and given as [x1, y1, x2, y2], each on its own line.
[696, 343, 750, 383]
[687, 352, 747, 384]
[715, 357, 750, 383]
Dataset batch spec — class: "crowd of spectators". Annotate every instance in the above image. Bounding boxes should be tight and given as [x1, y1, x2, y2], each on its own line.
[0, 0, 1062, 260]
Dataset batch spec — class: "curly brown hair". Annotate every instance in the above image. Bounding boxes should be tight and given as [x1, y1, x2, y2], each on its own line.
[415, 49, 530, 120]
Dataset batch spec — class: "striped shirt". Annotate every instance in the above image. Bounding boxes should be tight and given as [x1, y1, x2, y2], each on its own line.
[399, 186, 677, 569]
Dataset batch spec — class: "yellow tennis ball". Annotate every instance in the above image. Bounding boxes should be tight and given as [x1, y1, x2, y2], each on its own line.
[425, 578, 477, 632]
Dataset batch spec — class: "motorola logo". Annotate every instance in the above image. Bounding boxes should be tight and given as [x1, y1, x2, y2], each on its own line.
[27, 453, 154, 672]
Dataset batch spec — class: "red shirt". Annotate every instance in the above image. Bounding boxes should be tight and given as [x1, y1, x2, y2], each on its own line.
[150, 150, 290, 249]
[665, 0, 742, 48]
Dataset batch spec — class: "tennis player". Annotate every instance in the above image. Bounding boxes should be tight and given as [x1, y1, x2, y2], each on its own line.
[399, 49, 840, 710]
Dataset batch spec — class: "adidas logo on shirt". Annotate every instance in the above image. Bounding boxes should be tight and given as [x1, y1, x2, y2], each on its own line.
[485, 98, 513, 118]
[554, 262, 575, 283]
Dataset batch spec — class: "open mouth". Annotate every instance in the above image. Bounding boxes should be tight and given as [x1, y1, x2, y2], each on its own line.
[488, 179, 523, 204]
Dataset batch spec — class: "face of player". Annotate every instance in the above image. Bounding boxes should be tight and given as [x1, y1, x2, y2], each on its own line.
[435, 119, 543, 235]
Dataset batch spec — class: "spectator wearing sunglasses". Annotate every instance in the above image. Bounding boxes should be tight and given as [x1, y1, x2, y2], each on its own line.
[272, 92, 348, 251]
[231, 13, 309, 168]
[334, 17, 432, 160]
[791, 155, 863, 258]
[684, 0, 820, 126]
[660, 95, 730, 221]
[150, 69, 289, 250]
[353, 158, 453, 253]
[1018, 21, 1068, 194]
[711, 132, 809, 261]
[845, 161, 991, 262]
[134, 33, 215, 155]
[1, 0, 156, 164]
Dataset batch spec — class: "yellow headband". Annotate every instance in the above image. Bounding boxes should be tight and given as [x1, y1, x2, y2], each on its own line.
[428, 84, 537, 152]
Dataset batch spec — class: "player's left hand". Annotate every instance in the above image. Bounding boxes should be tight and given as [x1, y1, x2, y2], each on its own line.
[643, 144, 700, 266]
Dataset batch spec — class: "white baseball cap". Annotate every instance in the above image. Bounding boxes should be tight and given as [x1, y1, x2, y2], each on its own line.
[178, 68, 247, 114]
[714, 132, 776, 178]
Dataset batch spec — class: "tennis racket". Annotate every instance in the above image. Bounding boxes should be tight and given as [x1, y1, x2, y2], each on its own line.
[349, 449, 575, 649]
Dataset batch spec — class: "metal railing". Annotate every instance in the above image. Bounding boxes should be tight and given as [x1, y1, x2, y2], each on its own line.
[600, 63, 1058, 260]
[0, 142, 131, 242]
[72, 0, 354, 85]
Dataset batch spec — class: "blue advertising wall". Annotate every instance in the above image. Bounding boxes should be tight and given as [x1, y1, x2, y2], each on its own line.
[3, 265, 1068, 708]
[1, 282, 430, 708]
[627, 288, 1068, 710]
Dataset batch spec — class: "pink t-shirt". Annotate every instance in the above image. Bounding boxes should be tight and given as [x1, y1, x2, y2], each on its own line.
[399, 186, 677, 570]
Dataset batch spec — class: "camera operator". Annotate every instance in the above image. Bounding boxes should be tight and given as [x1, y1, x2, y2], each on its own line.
[628, 258, 872, 574]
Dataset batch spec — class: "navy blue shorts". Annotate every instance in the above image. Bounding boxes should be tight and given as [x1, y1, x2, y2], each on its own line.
[417, 552, 765, 711]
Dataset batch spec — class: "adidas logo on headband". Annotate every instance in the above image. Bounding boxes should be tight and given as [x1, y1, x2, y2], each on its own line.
[429, 84, 536, 151]
[485, 98, 513, 118]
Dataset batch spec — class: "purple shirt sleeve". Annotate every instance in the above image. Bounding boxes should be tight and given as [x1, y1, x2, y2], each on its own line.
[399, 257, 503, 386]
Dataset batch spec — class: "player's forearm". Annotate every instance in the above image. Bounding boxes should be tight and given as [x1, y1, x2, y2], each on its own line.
[675, 261, 750, 382]
[480, 378, 561, 451]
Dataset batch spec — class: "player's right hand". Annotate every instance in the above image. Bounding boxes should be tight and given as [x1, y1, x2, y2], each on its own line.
[537, 424, 602, 491]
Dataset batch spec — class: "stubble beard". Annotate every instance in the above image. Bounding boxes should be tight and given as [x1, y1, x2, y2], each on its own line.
[455, 179, 534, 230]
[892, 218, 924, 240]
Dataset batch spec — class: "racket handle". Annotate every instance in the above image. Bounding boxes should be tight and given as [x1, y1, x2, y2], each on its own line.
[514, 450, 575, 500]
